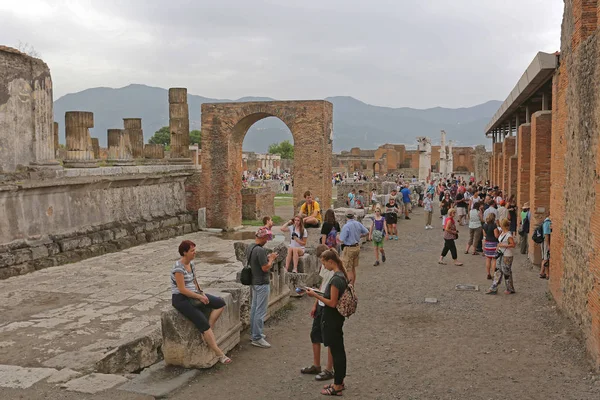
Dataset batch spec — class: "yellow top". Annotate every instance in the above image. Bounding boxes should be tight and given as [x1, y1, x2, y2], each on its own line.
[300, 201, 322, 222]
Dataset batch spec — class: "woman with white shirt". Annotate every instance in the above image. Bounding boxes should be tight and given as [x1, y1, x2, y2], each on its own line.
[465, 204, 483, 255]
[281, 215, 308, 273]
[485, 218, 516, 295]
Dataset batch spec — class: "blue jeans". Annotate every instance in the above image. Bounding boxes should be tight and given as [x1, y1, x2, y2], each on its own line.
[250, 284, 270, 341]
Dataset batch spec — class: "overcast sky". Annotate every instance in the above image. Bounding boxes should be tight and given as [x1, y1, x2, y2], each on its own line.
[2, 0, 563, 109]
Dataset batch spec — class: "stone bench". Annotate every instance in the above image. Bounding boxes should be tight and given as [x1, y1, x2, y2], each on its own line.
[161, 288, 242, 369]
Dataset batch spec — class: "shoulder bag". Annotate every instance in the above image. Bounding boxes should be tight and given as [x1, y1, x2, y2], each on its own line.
[240, 245, 258, 286]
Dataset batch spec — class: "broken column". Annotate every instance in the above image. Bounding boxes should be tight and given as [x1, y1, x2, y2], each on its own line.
[53, 122, 59, 157]
[123, 118, 144, 158]
[168, 88, 192, 164]
[107, 129, 134, 165]
[91, 138, 100, 160]
[64, 111, 98, 168]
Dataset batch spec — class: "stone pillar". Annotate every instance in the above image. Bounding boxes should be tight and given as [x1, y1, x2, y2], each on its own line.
[169, 88, 192, 164]
[516, 124, 532, 210]
[144, 144, 165, 159]
[502, 137, 515, 195]
[107, 129, 134, 165]
[528, 111, 552, 265]
[29, 74, 61, 169]
[124, 118, 144, 158]
[64, 111, 98, 168]
[91, 138, 100, 159]
[53, 122, 59, 156]
[493, 142, 502, 186]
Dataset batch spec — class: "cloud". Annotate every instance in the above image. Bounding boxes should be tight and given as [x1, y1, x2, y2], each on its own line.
[0, 0, 563, 108]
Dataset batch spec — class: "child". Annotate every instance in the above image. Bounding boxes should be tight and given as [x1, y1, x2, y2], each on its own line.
[424, 193, 434, 229]
[301, 244, 335, 381]
[384, 197, 399, 240]
[369, 207, 388, 266]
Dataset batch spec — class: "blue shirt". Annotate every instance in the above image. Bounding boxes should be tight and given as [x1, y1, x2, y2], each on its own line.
[340, 219, 369, 245]
[401, 187, 411, 203]
[542, 218, 552, 236]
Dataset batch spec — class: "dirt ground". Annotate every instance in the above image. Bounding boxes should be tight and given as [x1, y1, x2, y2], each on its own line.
[4, 206, 599, 399]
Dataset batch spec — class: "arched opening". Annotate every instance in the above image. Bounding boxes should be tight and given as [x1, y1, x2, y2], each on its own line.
[241, 116, 295, 225]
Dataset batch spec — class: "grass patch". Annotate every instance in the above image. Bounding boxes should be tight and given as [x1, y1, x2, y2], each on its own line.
[242, 215, 283, 226]
[275, 198, 294, 207]
[275, 193, 293, 198]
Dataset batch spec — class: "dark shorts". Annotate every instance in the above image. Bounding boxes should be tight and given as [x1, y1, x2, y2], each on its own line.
[385, 214, 398, 225]
[310, 305, 325, 343]
[305, 221, 321, 228]
[172, 293, 226, 333]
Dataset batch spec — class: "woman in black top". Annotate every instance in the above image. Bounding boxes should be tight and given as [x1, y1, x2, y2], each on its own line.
[507, 195, 518, 236]
[306, 249, 348, 396]
[320, 209, 341, 250]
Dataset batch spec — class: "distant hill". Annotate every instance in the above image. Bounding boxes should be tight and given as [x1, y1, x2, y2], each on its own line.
[53, 84, 500, 152]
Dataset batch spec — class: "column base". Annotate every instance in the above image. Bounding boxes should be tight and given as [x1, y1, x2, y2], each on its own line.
[29, 160, 62, 170]
[168, 158, 193, 165]
[63, 159, 99, 168]
[109, 159, 135, 166]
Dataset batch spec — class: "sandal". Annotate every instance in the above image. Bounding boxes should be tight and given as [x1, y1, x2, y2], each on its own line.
[315, 369, 334, 381]
[219, 355, 232, 364]
[323, 383, 345, 390]
[438, 261, 447, 265]
[301, 365, 321, 374]
[472, 252, 479, 255]
[454, 262, 463, 266]
[321, 385, 344, 396]
[464, 251, 469, 254]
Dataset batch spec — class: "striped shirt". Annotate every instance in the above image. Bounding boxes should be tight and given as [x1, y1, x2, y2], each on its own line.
[170, 260, 198, 295]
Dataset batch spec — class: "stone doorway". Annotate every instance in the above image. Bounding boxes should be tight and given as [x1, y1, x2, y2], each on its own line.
[201, 101, 333, 230]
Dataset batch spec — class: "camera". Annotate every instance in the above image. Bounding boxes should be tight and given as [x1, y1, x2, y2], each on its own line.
[292, 232, 299, 239]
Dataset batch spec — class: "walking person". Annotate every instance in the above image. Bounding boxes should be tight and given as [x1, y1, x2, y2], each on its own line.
[384, 197, 400, 240]
[465, 203, 483, 255]
[248, 228, 279, 348]
[519, 202, 530, 254]
[486, 219, 516, 294]
[401, 183, 412, 219]
[507, 195, 518, 237]
[306, 249, 349, 396]
[539, 214, 552, 279]
[440, 191, 453, 229]
[424, 192, 434, 229]
[369, 206, 388, 266]
[281, 216, 308, 273]
[340, 210, 369, 285]
[170, 240, 232, 364]
[438, 208, 463, 266]
[483, 213, 500, 280]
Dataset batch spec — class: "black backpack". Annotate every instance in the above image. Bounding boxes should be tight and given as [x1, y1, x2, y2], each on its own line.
[240, 245, 258, 285]
[532, 224, 545, 244]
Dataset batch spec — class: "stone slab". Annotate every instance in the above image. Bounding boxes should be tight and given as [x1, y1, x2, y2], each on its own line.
[62, 373, 129, 393]
[118, 361, 199, 398]
[425, 298, 438, 303]
[0, 364, 58, 389]
[46, 368, 81, 383]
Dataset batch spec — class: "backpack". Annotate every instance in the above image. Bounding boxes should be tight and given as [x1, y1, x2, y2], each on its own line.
[337, 282, 358, 318]
[532, 224, 545, 244]
[240, 245, 258, 285]
[325, 227, 338, 248]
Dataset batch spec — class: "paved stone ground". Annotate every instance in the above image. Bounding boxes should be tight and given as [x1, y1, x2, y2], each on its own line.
[2, 206, 599, 399]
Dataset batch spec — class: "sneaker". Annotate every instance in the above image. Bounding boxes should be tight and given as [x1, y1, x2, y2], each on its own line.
[405, 216, 411, 220]
[394, 236, 399, 240]
[485, 289, 497, 295]
[382, 253, 386, 262]
[249, 333, 266, 341]
[373, 261, 380, 266]
[251, 338, 271, 348]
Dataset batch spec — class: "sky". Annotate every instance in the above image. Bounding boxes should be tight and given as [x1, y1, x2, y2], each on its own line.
[1, 0, 563, 109]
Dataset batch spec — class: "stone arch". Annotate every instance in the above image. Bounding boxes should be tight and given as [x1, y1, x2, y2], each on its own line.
[201, 100, 333, 229]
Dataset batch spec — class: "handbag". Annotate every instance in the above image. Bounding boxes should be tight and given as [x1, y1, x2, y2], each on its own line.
[240, 245, 257, 286]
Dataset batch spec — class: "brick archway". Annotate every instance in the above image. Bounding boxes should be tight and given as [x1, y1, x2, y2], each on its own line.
[201, 100, 333, 229]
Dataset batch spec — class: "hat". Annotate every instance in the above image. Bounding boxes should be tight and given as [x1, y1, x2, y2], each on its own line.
[255, 227, 273, 240]
[522, 202, 530, 209]
[345, 209, 355, 218]
[500, 200, 506, 206]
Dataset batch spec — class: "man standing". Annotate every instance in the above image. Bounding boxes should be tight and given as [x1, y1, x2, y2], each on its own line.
[340, 210, 369, 285]
[540, 215, 552, 279]
[401, 183, 412, 220]
[300, 191, 323, 228]
[248, 228, 278, 348]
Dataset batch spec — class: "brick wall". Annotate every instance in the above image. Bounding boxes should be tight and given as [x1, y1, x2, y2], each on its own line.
[241, 188, 275, 220]
[502, 137, 516, 194]
[517, 124, 532, 209]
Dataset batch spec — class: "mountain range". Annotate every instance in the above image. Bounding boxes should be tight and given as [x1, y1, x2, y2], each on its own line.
[53, 84, 500, 153]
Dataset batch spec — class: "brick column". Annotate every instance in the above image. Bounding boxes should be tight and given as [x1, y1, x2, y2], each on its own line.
[517, 124, 532, 210]
[528, 111, 552, 264]
[169, 88, 192, 164]
[123, 118, 144, 158]
[502, 137, 515, 194]
[493, 143, 502, 186]
[107, 128, 134, 165]
[64, 111, 98, 168]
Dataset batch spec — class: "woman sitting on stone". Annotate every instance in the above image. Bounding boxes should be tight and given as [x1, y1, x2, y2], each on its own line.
[171, 240, 232, 364]
[281, 215, 308, 273]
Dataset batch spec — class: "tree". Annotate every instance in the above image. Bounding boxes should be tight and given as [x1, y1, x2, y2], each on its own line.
[190, 130, 201, 147]
[268, 140, 294, 159]
[149, 126, 170, 146]
[17, 41, 40, 57]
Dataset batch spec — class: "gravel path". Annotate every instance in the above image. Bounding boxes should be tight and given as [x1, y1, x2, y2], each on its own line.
[175, 207, 600, 399]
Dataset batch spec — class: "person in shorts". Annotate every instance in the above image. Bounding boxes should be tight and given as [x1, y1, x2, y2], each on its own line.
[339, 210, 369, 285]
[400, 183, 412, 219]
[368, 206, 388, 266]
[384, 197, 399, 240]
[301, 245, 335, 381]
[300, 190, 322, 228]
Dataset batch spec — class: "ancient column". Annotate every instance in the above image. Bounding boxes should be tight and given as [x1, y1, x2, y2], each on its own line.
[168, 88, 192, 164]
[107, 128, 134, 165]
[144, 144, 165, 159]
[439, 130, 447, 176]
[53, 122, 59, 157]
[29, 73, 61, 169]
[123, 118, 144, 158]
[417, 137, 432, 181]
[447, 140, 454, 174]
[64, 111, 98, 168]
[516, 124, 531, 210]
[91, 138, 100, 159]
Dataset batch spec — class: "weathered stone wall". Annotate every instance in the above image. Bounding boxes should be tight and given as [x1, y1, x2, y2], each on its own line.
[0, 47, 55, 172]
[241, 187, 275, 220]
[548, 0, 600, 368]
[473, 145, 490, 182]
[0, 168, 203, 279]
